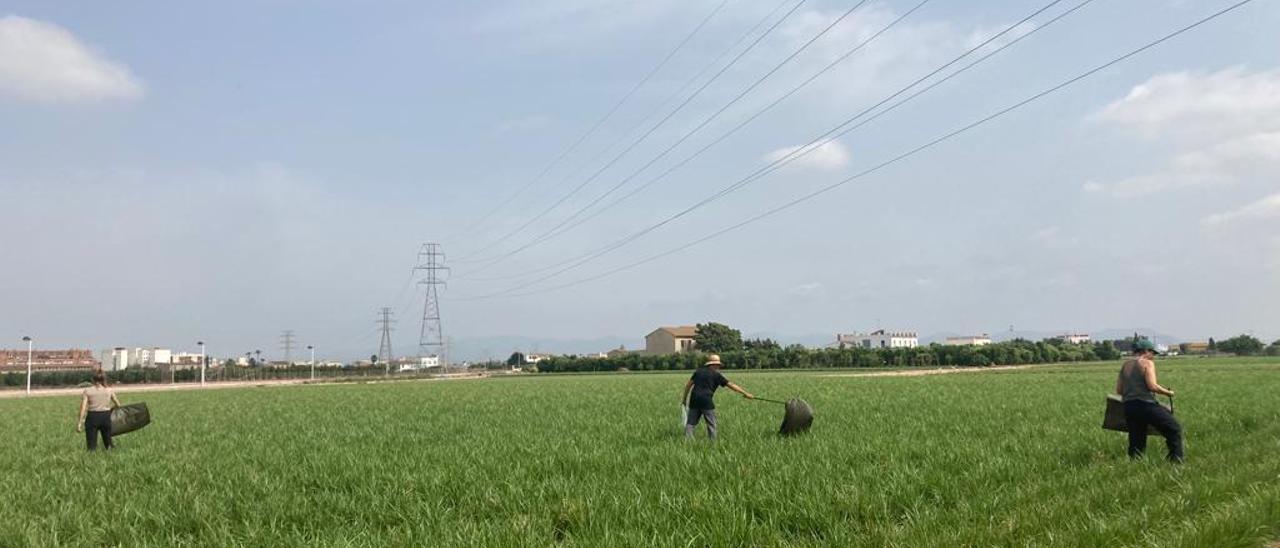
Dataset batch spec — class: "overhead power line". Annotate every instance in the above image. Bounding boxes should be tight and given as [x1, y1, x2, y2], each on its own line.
[456, 0, 1079, 290]
[456, 0, 797, 269]
[454, 0, 812, 265]
[456, 0, 934, 281]
[449, 0, 734, 260]
[455, 0, 1253, 300]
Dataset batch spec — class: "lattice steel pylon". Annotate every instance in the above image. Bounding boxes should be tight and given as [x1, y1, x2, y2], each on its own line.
[415, 243, 448, 360]
[280, 330, 296, 364]
[376, 307, 395, 365]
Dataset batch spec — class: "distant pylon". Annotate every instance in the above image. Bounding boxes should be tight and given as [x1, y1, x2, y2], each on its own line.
[377, 307, 395, 365]
[280, 330, 297, 364]
[415, 243, 448, 360]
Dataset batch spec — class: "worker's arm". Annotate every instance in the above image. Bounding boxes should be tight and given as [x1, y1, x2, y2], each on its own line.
[681, 379, 693, 404]
[726, 382, 754, 400]
[1114, 369, 1124, 395]
[76, 394, 87, 432]
[110, 392, 122, 409]
[1141, 360, 1174, 396]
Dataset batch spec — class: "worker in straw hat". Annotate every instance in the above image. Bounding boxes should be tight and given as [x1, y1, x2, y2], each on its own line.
[681, 354, 753, 440]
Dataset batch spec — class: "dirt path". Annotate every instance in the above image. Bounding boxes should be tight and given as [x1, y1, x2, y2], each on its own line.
[821, 364, 1039, 378]
[0, 372, 487, 400]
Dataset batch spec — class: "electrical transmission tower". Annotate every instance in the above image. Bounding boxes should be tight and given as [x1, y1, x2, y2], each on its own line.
[280, 330, 297, 364]
[415, 243, 448, 361]
[377, 307, 395, 366]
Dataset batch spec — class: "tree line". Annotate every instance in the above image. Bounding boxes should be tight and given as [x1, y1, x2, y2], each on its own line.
[534, 323, 1280, 373]
[537, 338, 1124, 373]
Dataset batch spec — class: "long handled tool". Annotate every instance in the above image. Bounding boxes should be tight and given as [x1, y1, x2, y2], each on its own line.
[751, 396, 814, 435]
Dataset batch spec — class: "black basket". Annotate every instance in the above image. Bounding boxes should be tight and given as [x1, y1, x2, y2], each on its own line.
[110, 402, 151, 436]
[1102, 395, 1169, 435]
[779, 398, 813, 436]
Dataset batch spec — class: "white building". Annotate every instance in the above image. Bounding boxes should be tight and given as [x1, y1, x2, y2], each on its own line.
[836, 330, 919, 350]
[108, 348, 128, 371]
[524, 353, 554, 364]
[944, 335, 993, 346]
[171, 352, 206, 368]
[1060, 333, 1091, 344]
[97, 347, 180, 370]
[152, 349, 173, 365]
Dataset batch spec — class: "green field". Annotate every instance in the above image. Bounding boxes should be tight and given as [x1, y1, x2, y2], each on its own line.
[2, 358, 1278, 547]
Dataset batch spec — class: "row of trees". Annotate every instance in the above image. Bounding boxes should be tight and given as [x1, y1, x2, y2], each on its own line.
[537, 324, 1279, 374]
[536, 337, 1126, 373]
[1209, 334, 1280, 356]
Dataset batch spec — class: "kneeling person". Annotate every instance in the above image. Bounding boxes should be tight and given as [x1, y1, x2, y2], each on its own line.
[682, 354, 753, 440]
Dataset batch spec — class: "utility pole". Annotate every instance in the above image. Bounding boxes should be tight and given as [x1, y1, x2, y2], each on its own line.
[415, 243, 448, 361]
[280, 330, 297, 366]
[377, 307, 395, 367]
[22, 336, 32, 395]
[198, 340, 206, 386]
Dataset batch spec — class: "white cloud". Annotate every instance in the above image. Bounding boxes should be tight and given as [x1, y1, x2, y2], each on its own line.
[1202, 192, 1280, 228]
[1084, 131, 1280, 196]
[0, 15, 143, 103]
[772, 5, 966, 105]
[762, 139, 849, 171]
[1094, 66, 1280, 141]
[1087, 68, 1280, 197]
[964, 21, 1037, 53]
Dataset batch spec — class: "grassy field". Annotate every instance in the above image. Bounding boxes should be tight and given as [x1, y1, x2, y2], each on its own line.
[1, 358, 1277, 547]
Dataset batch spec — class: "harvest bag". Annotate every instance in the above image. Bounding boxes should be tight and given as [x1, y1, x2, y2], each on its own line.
[110, 402, 151, 436]
[1101, 394, 1168, 435]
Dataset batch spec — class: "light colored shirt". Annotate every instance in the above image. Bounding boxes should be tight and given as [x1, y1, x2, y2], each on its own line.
[84, 386, 116, 412]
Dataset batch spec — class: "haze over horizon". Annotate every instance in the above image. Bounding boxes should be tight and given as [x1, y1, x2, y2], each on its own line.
[3, 1, 1278, 362]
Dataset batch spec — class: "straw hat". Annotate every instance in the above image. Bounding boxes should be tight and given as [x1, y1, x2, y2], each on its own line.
[704, 354, 722, 366]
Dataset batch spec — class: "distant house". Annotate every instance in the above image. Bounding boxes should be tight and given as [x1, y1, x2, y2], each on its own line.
[1180, 342, 1210, 354]
[836, 330, 919, 350]
[605, 346, 634, 359]
[1059, 333, 1091, 344]
[645, 326, 698, 355]
[944, 334, 992, 346]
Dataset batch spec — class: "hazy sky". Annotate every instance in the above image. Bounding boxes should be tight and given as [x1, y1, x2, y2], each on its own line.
[2, 0, 1278, 360]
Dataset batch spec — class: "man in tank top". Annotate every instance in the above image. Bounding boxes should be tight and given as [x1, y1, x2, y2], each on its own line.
[1115, 339, 1182, 462]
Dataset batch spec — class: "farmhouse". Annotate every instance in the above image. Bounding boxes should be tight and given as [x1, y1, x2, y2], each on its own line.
[836, 330, 919, 349]
[605, 346, 635, 359]
[1059, 333, 1091, 344]
[1179, 342, 1211, 354]
[944, 334, 993, 346]
[645, 326, 697, 355]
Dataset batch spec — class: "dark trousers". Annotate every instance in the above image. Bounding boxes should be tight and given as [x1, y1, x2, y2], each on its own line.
[85, 410, 113, 451]
[685, 407, 718, 440]
[1123, 400, 1182, 462]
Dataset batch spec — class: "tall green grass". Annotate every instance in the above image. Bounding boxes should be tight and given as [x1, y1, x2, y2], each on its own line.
[0, 359, 1276, 546]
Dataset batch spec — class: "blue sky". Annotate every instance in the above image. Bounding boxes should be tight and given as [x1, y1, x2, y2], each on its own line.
[2, 0, 1278, 361]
